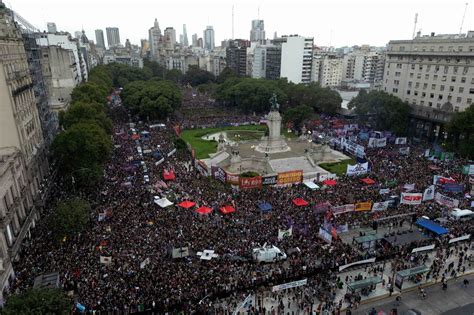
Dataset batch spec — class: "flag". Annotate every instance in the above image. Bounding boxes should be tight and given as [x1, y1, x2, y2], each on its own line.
[331, 227, 338, 240]
[423, 185, 435, 201]
[278, 227, 293, 240]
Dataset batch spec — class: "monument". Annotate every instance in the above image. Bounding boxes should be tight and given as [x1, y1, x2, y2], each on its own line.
[255, 94, 290, 153]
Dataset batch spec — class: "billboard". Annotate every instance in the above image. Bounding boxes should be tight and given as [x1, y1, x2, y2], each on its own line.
[277, 170, 303, 185]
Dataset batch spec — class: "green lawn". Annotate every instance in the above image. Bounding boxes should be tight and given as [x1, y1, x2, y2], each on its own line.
[319, 159, 355, 176]
[181, 125, 267, 159]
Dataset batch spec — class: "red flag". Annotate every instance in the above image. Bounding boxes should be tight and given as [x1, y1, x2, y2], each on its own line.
[331, 227, 338, 239]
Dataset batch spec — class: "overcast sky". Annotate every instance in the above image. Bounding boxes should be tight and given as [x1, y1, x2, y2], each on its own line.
[7, 0, 474, 47]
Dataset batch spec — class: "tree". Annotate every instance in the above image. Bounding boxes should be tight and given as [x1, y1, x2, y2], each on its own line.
[59, 101, 112, 134]
[216, 67, 238, 84]
[183, 65, 215, 86]
[2, 288, 71, 315]
[71, 82, 109, 104]
[284, 104, 314, 131]
[281, 82, 341, 114]
[447, 104, 474, 158]
[348, 90, 411, 135]
[52, 122, 111, 186]
[106, 63, 152, 87]
[50, 197, 90, 239]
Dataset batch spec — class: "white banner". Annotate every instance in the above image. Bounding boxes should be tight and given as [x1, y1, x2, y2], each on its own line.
[448, 234, 471, 244]
[100, 256, 112, 265]
[368, 137, 387, 148]
[395, 137, 407, 145]
[399, 147, 410, 155]
[379, 188, 390, 195]
[403, 183, 415, 192]
[400, 192, 423, 205]
[318, 227, 332, 244]
[155, 158, 165, 166]
[411, 244, 436, 253]
[372, 201, 390, 211]
[272, 279, 308, 292]
[435, 192, 459, 208]
[167, 148, 177, 157]
[423, 185, 435, 201]
[346, 162, 369, 176]
[278, 227, 293, 240]
[140, 257, 150, 269]
[338, 257, 376, 272]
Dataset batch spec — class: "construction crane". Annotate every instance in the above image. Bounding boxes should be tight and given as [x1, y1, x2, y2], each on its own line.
[459, 2, 469, 35]
[412, 13, 418, 39]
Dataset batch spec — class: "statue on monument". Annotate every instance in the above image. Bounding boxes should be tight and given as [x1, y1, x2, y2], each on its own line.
[269, 93, 280, 111]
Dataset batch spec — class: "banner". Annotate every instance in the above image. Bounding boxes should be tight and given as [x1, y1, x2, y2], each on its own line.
[332, 204, 355, 215]
[155, 158, 165, 166]
[314, 202, 332, 214]
[341, 138, 365, 158]
[355, 201, 372, 211]
[338, 257, 376, 272]
[442, 183, 464, 193]
[372, 201, 390, 211]
[346, 162, 369, 176]
[462, 165, 474, 175]
[379, 188, 390, 195]
[423, 185, 435, 201]
[399, 147, 410, 155]
[211, 166, 227, 184]
[400, 193, 423, 205]
[318, 227, 332, 243]
[411, 244, 436, 253]
[167, 148, 177, 157]
[195, 160, 209, 177]
[403, 183, 415, 192]
[395, 137, 407, 145]
[262, 175, 278, 186]
[239, 176, 262, 189]
[172, 247, 190, 258]
[277, 170, 303, 185]
[140, 257, 150, 269]
[435, 192, 459, 208]
[368, 137, 387, 148]
[278, 227, 293, 240]
[272, 279, 307, 292]
[448, 234, 471, 244]
[100, 256, 112, 265]
[226, 173, 239, 185]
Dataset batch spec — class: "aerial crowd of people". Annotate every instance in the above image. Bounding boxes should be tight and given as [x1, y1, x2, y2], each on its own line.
[8, 89, 474, 314]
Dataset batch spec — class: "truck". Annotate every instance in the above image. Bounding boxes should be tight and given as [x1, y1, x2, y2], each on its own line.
[252, 245, 287, 263]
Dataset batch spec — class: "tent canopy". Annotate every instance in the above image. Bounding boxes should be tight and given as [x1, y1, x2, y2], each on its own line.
[292, 198, 309, 206]
[258, 202, 272, 212]
[196, 206, 213, 215]
[347, 276, 382, 291]
[154, 197, 173, 208]
[219, 205, 235, 214]
[178, 200, 196, 209]
[397, 265, 430, 278]
[163, 170, 176, 181]
[416, 218, 449, 235]
[323, 179, 337, 186]
[361, 178, 376, 185]
[304, 181, 319, 190]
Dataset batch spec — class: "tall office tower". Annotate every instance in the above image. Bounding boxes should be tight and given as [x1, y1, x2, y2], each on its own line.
[203, 25, 215, 50]
[164, 27, 176, 48]
[250, 20, 265, 44]
[47, 22, 57, 33]
[95, 29, 105, 48]
[192, 33, 198, 47]
[226, 39, 250, 76]
[148, 18, 162, 59]
[278, 35, 314, 84]
[106, 27, 121, 47]
[182, 24, 189, 47]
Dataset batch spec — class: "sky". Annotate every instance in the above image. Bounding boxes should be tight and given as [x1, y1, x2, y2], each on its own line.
[7, 0, 474, 48]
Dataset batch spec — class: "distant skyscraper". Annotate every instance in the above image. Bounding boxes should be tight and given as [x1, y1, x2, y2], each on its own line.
[192, 33, 198, 47]
[148, 18, 162, 60]
[164, 27, 176, 48]
[47, 22, 57, 33]
[182, 24, 189, 47]
[95, 29, 105, 48]
[197, 37, 203, 48]
[250, 20, 265, 43]
[203, 25, 215, 50]
[125, 39, 132, 50]
[106, 27, 121, 47]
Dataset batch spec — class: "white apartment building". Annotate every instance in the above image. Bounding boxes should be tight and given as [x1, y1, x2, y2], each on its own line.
[280, 35, 313, 84]
[343, 48, 385, 84]
[311, 54, 322, 83]
[383, 31, 474, 126]
[319, 55, 343, 87]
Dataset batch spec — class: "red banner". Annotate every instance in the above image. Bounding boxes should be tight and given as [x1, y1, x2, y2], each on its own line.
[239, 176, 262, 189]
[400, 193, 423, 205]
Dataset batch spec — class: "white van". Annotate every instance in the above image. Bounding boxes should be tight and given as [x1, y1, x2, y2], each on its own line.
[252, 245, 287, 263]
[449, 209, 474, 221]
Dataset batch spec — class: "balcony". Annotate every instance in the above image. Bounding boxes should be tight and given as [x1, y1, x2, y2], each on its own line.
[8, 205, 37, 258]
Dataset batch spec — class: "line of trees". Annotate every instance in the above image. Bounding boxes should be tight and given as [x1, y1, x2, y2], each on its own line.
[447, 104, 474, 158]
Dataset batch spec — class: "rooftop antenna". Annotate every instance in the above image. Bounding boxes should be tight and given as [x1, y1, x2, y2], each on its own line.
[258, 5, 260, 19]
[459, 3, 468, 34]
[232, 5, 234, 39]
[412, 13, 418, 38]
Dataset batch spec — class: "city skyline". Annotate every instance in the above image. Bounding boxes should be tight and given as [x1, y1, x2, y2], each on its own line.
[7, 0, 474, 48]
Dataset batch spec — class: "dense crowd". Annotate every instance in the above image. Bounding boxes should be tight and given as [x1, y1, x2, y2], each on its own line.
[8, 91, 474, 314]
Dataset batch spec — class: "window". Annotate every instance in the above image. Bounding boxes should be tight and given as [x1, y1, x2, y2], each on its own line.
[458, 46, 463, 52]
[394, 80, 400, 85]
[415, 82, 420, 88]
[456, 97, 462, 103]
[435, 65, 440, 72]
[442, 76, 447, 81]
[467, 98, 472, 104]
[423, 83, 428, 90]
[425, 74, 429, 80]
[455, 106, 459, 112]
[469, 88, 474, 94]
[409, 73, 414, 78]
[395, 72, 401, 77]
[420, 100, 425, 105]
[453, 66, 458, 74]
[429, 102, 433, 107]
[426, 65, 431, 72]
[451, 76, 456, 82]
[396, 63, 402, 69]
[399, 46, 405, 52]
[463, 67, 468, 75]
[419, 65, 423, 70]
[433, 75, 438, 80]
[411, 64, 415, 70]
[438, 94, 443, 100]
[437, 103, 441, 108]
[444, 66, 448, 74]
[393, 88, 398, 93]
[450, 86, 454, 92]
[417, 73, 421, 79]
[431, 84, 436, 90]
[414, 91, 419, 96]
[439, 46, 444, 51]
[459, 87, 464, 93]
[430, 93, 434, 98]
[407, 90, 411, 95]
[408, 81, 413, 87]
[461, 77, 466, 83]
[421, 92, 426, 97]
[448, 95, 452, 101]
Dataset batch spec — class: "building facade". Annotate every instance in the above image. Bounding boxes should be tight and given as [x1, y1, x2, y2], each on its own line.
[163, 27, 176, 49]
[279, 35, 314, 84]
[106, 27, 120, 47]
[250, 20, 265, 44]
[148, 19, 162, 60]
[46, 22, 56, 33]
[95, 29, 105, 49]
[226, 39, 249, 77]
[319, 54, 343, 87]
[383, 31, 474, 138]
[203, 26, 215, 51]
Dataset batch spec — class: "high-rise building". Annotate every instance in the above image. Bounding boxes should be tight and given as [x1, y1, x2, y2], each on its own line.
[383, 31, 474, 136]
[318, 54, 343, 87]
[95, 29, 105, 48]
[265, 45, 282, 80]
[125, 39, 132, 50]
[164, 27, 176, 48]
[203, 26, 215, 50]
[192, 33, 198, 47]
[106, 27, 120, 47]
[226, 39, 250, 77]
[182, 24, 189, 47]
[140, 39, 149, 58]
[148, 19, 162, 60]
[250, 20, 265, 44]
[279, 35, 314, 84]
[197, 37, 203, 49]
[47, 22, 57, 33]
[342, 46, 385, 84]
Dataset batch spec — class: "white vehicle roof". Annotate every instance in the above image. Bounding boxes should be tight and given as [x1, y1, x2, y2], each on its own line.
[451, 209, 473, 217]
